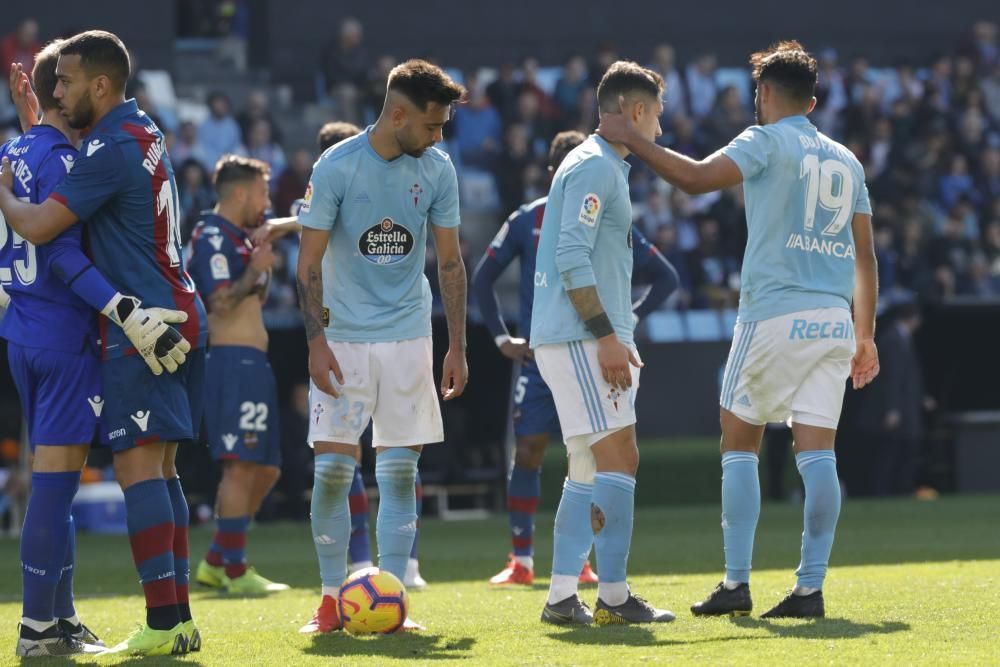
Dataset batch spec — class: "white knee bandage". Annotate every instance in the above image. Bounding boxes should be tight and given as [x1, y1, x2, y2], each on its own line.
[566, 435, 597, 484]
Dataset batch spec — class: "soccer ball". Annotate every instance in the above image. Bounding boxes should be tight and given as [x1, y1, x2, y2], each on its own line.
[338, 567, 409, 634]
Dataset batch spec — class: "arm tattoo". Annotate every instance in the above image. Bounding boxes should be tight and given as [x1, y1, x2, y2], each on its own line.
[209, 266, 262, 315]
[438, 256, 467, 349]
[296, 262, 326, 341]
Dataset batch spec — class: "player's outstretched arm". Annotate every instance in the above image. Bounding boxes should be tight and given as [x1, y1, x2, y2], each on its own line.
[0, 157, 77, 245]
[432, 225, 469, 400]
[250, 216, 302, 246]
[631, 229, 679, 321]
[850, 212, 879, 389]
[296, 227, 344, 398]
[598, 96, 743, 195]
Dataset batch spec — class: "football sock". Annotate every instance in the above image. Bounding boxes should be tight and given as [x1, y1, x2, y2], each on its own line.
[21, 471, 79, 623]
[123, 479, 179, 630]
[347, 466, 371, 565]
[166, 477, 192, 623]
[216, 516, 250, 579]
[547, 479, 592, 605]
[53, 515, 76, 620]
[795, 450, 841, 590]
[721, 451, 760, 585]
[592, 472, 635, 607]
[508, 465, 541, 561]
[311, 453, 355, 596]
[409, 471, 423, 559]
[374, 449, 419, 582]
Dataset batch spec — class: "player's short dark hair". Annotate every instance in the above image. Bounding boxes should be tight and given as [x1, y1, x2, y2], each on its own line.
[548, 130, 586, 170]
[58, 30, 130, 93]
[387, 59, 466, 111]
[31, 40, 63, 112]
[213, 154, 270, 196]
[750, 40, 817, 104]
[317, 121, 362, 151]
[596, 61, 664, 114]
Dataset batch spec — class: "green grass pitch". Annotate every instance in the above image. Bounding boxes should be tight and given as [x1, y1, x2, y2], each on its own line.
[0, 448, 997, 665]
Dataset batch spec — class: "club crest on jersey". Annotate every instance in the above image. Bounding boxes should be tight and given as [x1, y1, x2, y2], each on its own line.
[301, 182, 314, 214]
[578, 193, 600, 227]
[358, 217, 414, 265]
[409, 182, 423, 207]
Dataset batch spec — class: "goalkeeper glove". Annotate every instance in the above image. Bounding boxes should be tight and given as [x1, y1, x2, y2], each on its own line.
[101, 293, 191, 375]
[0, 284, 9, 309]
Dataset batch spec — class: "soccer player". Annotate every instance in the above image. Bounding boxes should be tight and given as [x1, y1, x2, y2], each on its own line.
[295, 59, 467, 634]
[1, 42, 114, 658]
[532, 62, 674, 626]
[0, 31, 208, 655]
[188, 155, 289, 594]
[599, 41, 879, 618]
[316, 120, 429, 589]
[474, 130, 678, 586]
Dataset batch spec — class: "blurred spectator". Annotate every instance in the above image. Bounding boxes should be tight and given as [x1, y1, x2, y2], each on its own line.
[703, 85, 753, 149]
[320, 17, 368, 123]
[496, 123, 533, 215]
[274, 148, 312, 217]
[198, 91, 243, 171]
[813, 48, 848, 135]
[685, 53, 718, 118]
[685, 215, 740, 309]
[871, 302, 931, 496]
[486, 62, 520, 123]
[453, 72, 502, 170]
[238, 90, 282, 145]
[587, 43, 618, 88]
[648, 43, 687, 121]
[170, 121, 211, 170]
[242, 118, 287, 186]
[364, 54, 396, 120]
[653, 224, 692, 308]
[176, 158, 215, 240]
[554, 56, 589, 119]
[0, 18, 40, 72]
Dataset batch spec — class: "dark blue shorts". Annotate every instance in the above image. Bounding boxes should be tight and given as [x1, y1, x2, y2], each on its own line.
[101, 348, 206, 452]
[203, 346, 281, 467]
[512, 357, 561, 438]
[7, 342, 101, 447]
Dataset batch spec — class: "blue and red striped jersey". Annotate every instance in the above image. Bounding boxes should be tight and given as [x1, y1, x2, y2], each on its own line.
[0, 125, 97, 353]
[50, 100, 207, 358]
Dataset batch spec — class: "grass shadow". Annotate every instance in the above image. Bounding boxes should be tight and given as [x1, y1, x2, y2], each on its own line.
[303, 632, 475, 660]
[732, 616, 911, 639]
[545, 623, 785, 648]
[74, 657, 207, 666]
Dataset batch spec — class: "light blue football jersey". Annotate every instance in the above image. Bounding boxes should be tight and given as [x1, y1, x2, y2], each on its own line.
[721, 115, 872, 323]
[530, 135, 634, 347]
[298, 128, 460, 342]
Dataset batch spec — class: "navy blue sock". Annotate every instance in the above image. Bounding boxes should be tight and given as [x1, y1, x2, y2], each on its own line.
[347, 466, 371, 565]
[507, 465, 541, 558]
[166, 477, 192, 623]
[53, 515, 77, 620]
[21, 471, 79, 623]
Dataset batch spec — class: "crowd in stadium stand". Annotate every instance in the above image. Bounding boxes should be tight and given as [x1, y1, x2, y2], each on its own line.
[2, 18, 999, 318]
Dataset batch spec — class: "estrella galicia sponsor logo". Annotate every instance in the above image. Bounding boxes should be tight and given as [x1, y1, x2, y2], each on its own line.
[358, 217, 414, 265]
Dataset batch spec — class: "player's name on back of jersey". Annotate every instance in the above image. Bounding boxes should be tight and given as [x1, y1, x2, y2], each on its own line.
[784, 233, 855, 259]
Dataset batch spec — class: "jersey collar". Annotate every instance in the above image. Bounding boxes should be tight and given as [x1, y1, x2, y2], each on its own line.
[592, 134, 632, 173]
[362, 125, 407, 168]
[90, 98, 140, 136]
[205, 212, 248, 241]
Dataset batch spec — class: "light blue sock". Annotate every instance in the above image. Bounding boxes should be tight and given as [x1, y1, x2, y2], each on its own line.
[591, 472, 636, 585]
[721, 451, 760, 584]
[551, 479, 593, 578]
[311, 453, 356, 591]
[374, 449, 419, 582]
[795, 450, 841, 590]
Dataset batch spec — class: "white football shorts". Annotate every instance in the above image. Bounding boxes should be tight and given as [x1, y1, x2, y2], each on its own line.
[720, 307, 855, 429]
[308, 337, 443, 447]
[534, 339, 640, 442]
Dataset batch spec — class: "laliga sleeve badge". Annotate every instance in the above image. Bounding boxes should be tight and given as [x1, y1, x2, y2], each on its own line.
[578, 193, 601, 227]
